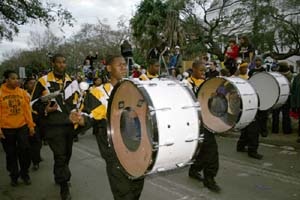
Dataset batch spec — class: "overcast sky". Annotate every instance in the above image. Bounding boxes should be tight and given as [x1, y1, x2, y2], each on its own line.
[0, 0, 141, 63]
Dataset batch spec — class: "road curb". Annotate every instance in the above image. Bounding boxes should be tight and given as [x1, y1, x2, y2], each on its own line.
[216, 132, 300, 150]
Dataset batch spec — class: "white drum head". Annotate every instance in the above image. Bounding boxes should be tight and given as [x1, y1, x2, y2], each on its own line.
[249, 72, 288, 110]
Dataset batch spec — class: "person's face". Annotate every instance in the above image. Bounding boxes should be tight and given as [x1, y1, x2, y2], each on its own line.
[85, 59, 90, 65]
[107, 57, 127, 80]
[229, 42, 235, 47]
[256, 59, 262, 67]
[175, 48, 180, 54]
[210, 62, 216, 71]
[6, 73, 19, 89]
[26, 80, 36, 92]
[193, 67, 205, 79]
[239, 38, 244, 45]
[52, 57, 67, 75]
[149, 63, 160, 75]
[94, 78, 102, 86]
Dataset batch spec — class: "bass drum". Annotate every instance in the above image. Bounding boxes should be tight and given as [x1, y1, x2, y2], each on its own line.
[197, 77, 258, 133]
[107, 79, 201, 178]
[249, 72, 290, 111]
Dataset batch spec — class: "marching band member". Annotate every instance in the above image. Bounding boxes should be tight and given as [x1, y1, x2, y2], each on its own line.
[139, 59, 160, 80]
[70, 55, 145, 200]
[31, 54, 81, 200]
[187, 60, 221, 193]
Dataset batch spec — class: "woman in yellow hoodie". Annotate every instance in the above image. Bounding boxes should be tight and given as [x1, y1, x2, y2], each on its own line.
[0, 70, 35, 186]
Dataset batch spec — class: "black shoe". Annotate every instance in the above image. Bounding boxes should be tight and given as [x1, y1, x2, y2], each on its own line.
[248, 152, 263, 160]
[73, 136, 78, 142]
[189, 170, 203, 182]
[236, 147, 247, 152]
[261, 131, 268, 137]
[203, 177, 221, 193]
[32, 164, 39, 171]
[10, 179, 18, 187]
[60, 182, 72, 200]
[21, 176, 31, 185]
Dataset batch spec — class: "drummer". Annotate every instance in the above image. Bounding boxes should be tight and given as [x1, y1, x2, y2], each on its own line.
[187, 60, 221, 193]
[238, 62, 249, 80]
[69, 54, 145, 200]
[139, 58, 160, 80]
[237, 57, 266, 159]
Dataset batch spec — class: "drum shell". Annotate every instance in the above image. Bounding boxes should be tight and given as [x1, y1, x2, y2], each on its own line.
[107, 79, 200, 178]
[249, 72, 290, 111]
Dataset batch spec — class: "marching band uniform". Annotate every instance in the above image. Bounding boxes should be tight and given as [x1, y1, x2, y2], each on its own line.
[31, 71, 81, 199]
[187, 76, 221, 193]
[82, 81, 144, 200]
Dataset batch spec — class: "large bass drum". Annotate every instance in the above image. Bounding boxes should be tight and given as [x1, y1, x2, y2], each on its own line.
[197, 77, 258, 133]
[107, 79, 201, 178]
[249, 72, 290, 111]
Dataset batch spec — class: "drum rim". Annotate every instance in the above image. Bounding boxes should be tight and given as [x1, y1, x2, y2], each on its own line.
[197, 76, 245, 133]
[107, 79, 159, 178]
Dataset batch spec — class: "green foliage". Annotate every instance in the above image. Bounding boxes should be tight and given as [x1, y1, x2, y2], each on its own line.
[0, 0, 74, 41]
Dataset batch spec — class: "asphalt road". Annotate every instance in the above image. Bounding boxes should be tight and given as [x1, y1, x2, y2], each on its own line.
[0, 130, 299, 200]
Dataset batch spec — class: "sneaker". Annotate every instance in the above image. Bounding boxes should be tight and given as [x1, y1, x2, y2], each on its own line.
[248, 152, 263, 160]
[188, 170, 203, 182]
[10, 179, 18, 187]
[203, 177, 221, 193]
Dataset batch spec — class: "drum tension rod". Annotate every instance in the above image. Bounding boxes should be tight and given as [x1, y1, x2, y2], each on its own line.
[182, 105, 200, 109]
[153, 142, 174, 149]
[149, 106, 172, 113]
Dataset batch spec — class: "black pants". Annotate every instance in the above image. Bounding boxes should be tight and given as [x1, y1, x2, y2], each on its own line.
[272, 102, 292, 134]
[45, 125, 74, 184]
[1, 125, 31, 180]
[257, 110, 269, 136]
[190, 129, 219, 178]
[237, 120, 259, 153]
[94, 120, 144, 199]
[29, 126, 42, 165]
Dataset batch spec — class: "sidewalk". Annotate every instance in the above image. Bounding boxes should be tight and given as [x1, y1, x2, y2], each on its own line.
[217, 131, 300, 150]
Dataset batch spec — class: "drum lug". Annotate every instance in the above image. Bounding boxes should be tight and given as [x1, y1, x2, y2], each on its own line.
[149, 106, 171, 114]
[157, 168, 166, 172]
[176, 163, 185, 168]
[182, 104, 200, 110]
[185, 137, 204, 143]
[153, 141, 174, 149]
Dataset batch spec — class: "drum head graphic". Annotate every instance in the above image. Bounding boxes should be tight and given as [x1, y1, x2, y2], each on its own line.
[197, 77, 242, 133]
[107, 80, 154, 178]
[249, 72, 279, 111]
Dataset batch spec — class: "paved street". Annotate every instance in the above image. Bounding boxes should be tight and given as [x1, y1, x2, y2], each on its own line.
[0, 130, 299, 200]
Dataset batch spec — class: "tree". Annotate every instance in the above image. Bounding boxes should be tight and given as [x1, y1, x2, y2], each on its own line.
[0, 0, 74, 41]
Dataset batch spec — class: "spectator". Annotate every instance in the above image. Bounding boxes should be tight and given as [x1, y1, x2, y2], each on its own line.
[85, 51, 98, 67]
[206, 61, 220, 79]
[239, 35, 255, 65]
[0, 70, 35, 186]
[224, 38, 239, 69]
[168, 46, 182, 77]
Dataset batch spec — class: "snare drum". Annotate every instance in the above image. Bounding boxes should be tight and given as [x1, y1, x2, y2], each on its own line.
[249, 72, 290, 110]
[107, 79, 201, 178]
[197, 77, 258, 133]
